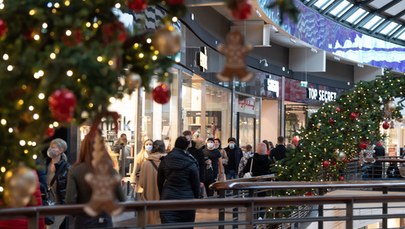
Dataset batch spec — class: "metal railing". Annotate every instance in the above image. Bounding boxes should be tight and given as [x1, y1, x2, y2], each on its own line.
[2, 179, 405, 228]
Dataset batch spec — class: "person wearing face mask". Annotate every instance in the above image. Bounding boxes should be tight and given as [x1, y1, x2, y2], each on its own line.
[202, 138, 224, 197]
[137, 140, 167, 226]
[224, 137, 243, 180]
[214, 138, 229, 176]
[45, 138, 70, 229]
[130, 139, 153, 197]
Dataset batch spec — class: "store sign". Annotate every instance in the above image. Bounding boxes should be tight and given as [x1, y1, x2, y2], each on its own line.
[197, 47, 208, 72]
[265, 79, 279, 98]
[238, 97, 256, 114]
[307, 88, 337, 103]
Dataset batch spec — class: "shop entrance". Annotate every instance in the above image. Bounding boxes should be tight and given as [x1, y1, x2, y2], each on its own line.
[284, 104, 319, 144]
[236, 112, 256, 148]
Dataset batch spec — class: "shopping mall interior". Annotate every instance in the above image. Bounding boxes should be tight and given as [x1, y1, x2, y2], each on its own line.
[0, 0, 404, 228]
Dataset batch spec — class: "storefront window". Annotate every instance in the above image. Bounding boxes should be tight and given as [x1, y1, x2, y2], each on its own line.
[235, 94, 261, 149]
[141, 69, 180, 152]
[182, 73, 231, 145]
[205, 81, 231, 145]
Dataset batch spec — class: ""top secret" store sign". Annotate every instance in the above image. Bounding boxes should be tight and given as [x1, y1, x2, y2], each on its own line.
[307, 88, 337, 103]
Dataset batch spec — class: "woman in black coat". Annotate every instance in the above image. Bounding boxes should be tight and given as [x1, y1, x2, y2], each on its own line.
[158, 136, 200, 228]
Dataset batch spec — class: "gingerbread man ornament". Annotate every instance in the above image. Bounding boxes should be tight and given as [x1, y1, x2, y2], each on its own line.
[84, 132, 123, 217]
[217, 30, 252, 82]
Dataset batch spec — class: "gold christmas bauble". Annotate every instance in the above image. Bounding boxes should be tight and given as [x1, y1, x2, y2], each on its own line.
[316, 123, 321, 129]
[4, 165, 37, 207]
[126, 72, 142, 91]
[386, 100, 396, 113]
[152, 25, 181, 56]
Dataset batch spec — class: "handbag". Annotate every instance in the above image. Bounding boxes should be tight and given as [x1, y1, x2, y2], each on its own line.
[44, 162, 67, 225]
[243, 157, 254, 178]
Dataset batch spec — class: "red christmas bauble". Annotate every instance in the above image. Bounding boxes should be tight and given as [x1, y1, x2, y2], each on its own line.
[47, 127, 55, 137]
[48, 88, 77, 122]
[167, 0, 184, 5]
[0, 19, 8, 37]
[292, 136, 299, 146]
[339, 176, 345, 181]
[349, 112, 358, 120]
[382, 121, 390, 129]
[102, 22, 127, 44]
[359, 142, 367, 150]
[328, 118, 335, 125]
[322, 160, 330, 168]
[304, 191, 313, 196]
[128, 0, 147, 12]
[152, 84, 171, 104]
[336, 107, 341, 112]
[62, 29, 82, 47]
[231, 0, 252, 20]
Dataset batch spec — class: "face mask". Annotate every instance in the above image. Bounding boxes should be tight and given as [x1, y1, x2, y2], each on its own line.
[207, 143, 214, 149]
[229, 143, 235, 149]
[47, 148, 59, 158]
[145, 145, 153, 152]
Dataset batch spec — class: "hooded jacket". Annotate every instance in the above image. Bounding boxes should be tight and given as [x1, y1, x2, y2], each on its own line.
[157, 148, 200, 200]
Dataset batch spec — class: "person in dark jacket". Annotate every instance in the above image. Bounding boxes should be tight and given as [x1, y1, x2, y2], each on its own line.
[224, 137, 243, 180]
[45, 138, 70, 229]
[372, 141, 386, 178]
[244, 143, 271, 177]
[158, 136, 200, 228]
[202, 138, 224, 197]
[270, 136, 287, 163]
[183, 130, 205, 188]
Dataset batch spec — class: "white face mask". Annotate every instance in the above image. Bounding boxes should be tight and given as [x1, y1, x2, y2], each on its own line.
[47, 148, 59, 158]
[207, 143, 214, 149]
[229, 143, 235, 149]
[145, 145, 153, 152]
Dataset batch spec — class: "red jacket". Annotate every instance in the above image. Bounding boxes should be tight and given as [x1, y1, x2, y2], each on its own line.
[0, 175, 45, 229]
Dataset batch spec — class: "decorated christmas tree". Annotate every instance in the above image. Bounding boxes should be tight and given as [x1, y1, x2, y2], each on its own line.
[275, 71, 405, 182]
[0, 0, 299, 206]
[0, 0, 185, 206]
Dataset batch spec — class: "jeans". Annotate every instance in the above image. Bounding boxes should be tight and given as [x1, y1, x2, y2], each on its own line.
[226, 169, 237, 180]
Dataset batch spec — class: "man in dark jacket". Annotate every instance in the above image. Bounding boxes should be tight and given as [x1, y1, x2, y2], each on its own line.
[224, 137, 243, 180]
[183, 130, 205, 186]
[158, 136, 200, 228]
[270, 136, 287, 163]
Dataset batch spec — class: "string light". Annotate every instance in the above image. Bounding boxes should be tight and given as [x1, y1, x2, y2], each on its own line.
[19, 140, 26, 146]
[38, 93, 45, 100]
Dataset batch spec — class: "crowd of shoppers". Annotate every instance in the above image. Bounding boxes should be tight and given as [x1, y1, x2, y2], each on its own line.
[1, 129, 314, 229]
